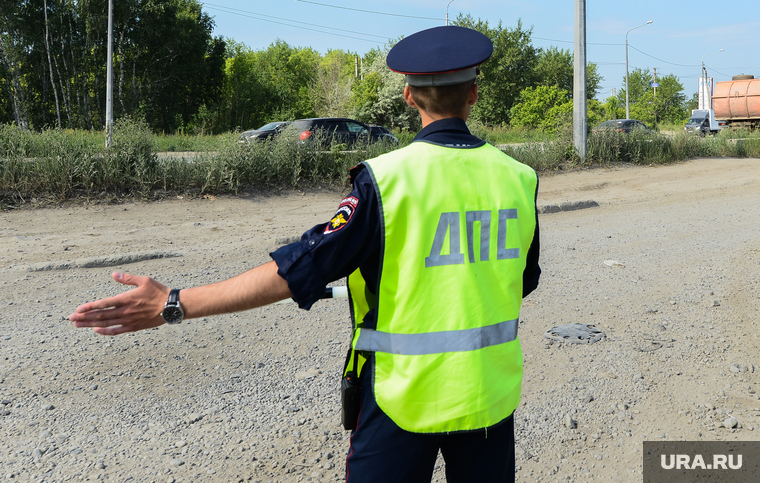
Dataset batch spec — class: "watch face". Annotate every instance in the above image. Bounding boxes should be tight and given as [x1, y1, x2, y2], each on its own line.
[162, 306, 183, 324]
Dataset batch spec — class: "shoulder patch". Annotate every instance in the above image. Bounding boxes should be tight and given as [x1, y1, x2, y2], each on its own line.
[324, 196, 359, 234]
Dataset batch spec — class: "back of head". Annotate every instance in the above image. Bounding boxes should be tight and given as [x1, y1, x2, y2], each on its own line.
[407, 80, 475, 119]
[386, 25, 492, 120]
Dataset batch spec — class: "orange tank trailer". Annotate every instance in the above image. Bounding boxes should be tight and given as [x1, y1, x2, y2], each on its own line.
[712, 76, 760, 129]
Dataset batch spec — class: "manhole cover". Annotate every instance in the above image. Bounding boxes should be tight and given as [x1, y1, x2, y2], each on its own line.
[544, 323, 606, 344]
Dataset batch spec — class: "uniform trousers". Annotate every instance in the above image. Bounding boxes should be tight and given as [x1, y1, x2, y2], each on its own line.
[345, 364, 516, 483]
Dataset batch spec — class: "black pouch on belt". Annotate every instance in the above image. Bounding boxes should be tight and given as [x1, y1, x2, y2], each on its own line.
[340, 348, 361, 431]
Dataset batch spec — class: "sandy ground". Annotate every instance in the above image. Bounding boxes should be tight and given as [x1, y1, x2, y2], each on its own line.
[1, 156, 760, 482]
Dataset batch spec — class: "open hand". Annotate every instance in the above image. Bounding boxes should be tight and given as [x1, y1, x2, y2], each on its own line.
[69, 272, 170, 336]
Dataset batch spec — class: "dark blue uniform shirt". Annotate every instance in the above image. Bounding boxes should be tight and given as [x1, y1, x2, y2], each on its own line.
[271, 118, 541, 311]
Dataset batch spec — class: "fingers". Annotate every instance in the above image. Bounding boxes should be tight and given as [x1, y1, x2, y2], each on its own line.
[93, 326, 133, 336]
[73, 296, 124, 314]
[93, 319, 164, 336]
[71, 273, 170, 336]
[70, 309, 131, 328]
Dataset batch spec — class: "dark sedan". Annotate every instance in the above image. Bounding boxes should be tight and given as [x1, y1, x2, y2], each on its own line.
[593, 119, 652, 134]
[369, 125, 399, 144]
[238, 121, 290, 143]
[287, 118, 395, 147]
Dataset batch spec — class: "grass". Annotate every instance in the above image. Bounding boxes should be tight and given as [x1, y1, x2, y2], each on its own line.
[2, 120, 759, 208]
[152, 132, 239, 152]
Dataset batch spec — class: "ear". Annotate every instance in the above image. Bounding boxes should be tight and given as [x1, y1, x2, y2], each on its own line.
[403, 85, 418, 109]
[467, 83, 479, 107]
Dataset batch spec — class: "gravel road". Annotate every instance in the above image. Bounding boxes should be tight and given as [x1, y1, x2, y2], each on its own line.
[1, 157, 759, 483]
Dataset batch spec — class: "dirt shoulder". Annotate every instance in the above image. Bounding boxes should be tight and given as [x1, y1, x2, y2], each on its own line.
[1, 157, 759, 482]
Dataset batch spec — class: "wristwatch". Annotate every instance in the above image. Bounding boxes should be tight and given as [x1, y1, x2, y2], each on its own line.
[160, 289, 184, 325]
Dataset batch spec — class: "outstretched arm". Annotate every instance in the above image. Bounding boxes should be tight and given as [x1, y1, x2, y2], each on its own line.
[69, 261, 292, 336]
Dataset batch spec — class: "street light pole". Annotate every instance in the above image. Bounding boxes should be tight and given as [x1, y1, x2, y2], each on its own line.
[625, 20, 653, 120]
[105, 0, 114, 148]
[700, 49, 724, 110]
[446, 0, 454, 25]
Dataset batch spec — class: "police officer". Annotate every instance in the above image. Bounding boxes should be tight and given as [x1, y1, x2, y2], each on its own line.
[70, 25, 540, 483]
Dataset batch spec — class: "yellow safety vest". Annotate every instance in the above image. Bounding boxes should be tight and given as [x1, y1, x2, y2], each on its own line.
[347, 140, 538, 433]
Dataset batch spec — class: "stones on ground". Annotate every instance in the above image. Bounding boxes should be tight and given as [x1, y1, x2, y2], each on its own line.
[729, 363, 753, 374]
[544, 323, 606, 344]
[712, 300, 721, 307]
[723, 417, 738, 429]
[170, 458, 184, 467]
[175, 440, 187, 448]
[185, 413, 204, 425]
[43, 404, 54, 411]
[603, 260, 625, 268]
[539, 200, 599, 214]
[564, 414, 577, 429]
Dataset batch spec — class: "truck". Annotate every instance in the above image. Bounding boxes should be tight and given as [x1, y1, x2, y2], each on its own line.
[684, 109, 724, 136]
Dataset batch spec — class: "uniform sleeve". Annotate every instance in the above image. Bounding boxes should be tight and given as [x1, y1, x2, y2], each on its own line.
[522, 175, 541, 298]
[270, 167, 381, 310]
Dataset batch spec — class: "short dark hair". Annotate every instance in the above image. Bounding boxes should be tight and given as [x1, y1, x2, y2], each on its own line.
[409, 79, 475, 117]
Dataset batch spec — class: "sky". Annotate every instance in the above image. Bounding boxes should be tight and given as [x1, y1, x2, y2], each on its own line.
[202, 0, 760, 101]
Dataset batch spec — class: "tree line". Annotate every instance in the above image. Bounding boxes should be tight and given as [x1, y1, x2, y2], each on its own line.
[1, 1, 690, 135]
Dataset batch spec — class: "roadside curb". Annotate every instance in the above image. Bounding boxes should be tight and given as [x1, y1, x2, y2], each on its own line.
[26, 251, 182, 272]
[538, 200, 599, 214]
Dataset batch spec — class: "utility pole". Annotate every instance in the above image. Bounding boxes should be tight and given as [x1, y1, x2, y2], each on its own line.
[573, 0, 587, 161]
[105, 0, 114, 148]
[653, 67, 657, 97]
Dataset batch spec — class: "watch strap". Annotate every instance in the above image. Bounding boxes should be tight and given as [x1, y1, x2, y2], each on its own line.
[167, 288, 180, 305]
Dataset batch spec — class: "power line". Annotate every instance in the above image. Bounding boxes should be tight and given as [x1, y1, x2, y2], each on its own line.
[533, 36, 623, 46]
[627, 44, 699, 68]
[294, 0, 443, 21]
[204, 3, 387, 43]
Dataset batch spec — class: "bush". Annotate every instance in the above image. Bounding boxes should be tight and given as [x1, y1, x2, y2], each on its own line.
[2, 122, 759, 207]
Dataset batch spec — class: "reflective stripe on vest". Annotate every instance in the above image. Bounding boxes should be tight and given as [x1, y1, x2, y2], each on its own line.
[355, 319, 517, 355]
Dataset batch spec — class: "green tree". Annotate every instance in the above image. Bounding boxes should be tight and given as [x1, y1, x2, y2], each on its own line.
[0, 0, 226, 133]
[311, 49, 355, 118]
[598, 96, 625, 123]
[453, 15, 538, 125]
[619, 68, 687, 125]
[534, 46, 603, 99]
[509, 85, 572, 133]
[350, 50, 419, 131]
[221, 40, 319, 131]
[684, 92, 699, 113]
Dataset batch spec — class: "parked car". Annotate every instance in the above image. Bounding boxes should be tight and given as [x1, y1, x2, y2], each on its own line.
[238, 121, 290, 143]
[369, 125, 399, 144]
[287, 118, 395, 147]
[593, 119, 652, 134]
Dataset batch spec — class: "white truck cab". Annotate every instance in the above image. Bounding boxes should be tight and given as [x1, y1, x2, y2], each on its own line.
[685, 109, 723, 136]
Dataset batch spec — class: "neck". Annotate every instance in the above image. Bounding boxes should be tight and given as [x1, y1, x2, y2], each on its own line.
[418, 109, 469, 128]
